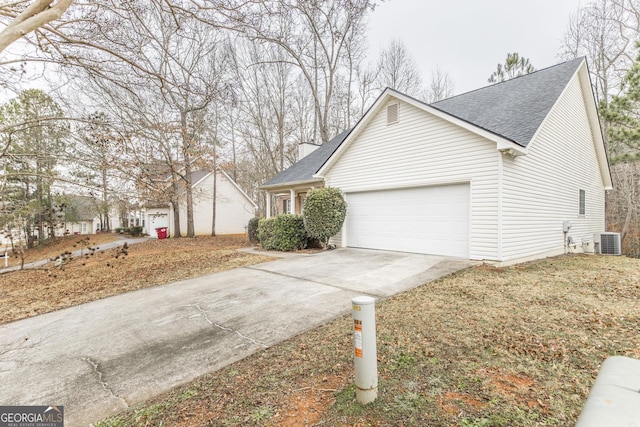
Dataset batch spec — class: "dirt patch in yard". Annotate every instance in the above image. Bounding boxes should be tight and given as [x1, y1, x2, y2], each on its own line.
[0, 234, 273, 324]
[438, 391, 487, 416]
[272, 374, 349, 427]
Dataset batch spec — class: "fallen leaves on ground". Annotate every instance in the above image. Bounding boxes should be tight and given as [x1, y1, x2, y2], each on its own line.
[1, 233, 122, 268]
[0, 234, 272, 324]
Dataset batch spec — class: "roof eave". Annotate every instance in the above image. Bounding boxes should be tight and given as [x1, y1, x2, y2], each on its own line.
[259, 178, 324, 191]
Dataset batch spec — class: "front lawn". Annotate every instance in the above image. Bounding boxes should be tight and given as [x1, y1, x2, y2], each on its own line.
[97, 254, 640, 426]
[0, 235, 272, 324]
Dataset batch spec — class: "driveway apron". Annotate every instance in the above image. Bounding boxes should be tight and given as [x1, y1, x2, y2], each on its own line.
[0, 248, 470, 426]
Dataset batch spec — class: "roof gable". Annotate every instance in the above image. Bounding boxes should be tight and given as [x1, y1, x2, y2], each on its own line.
[192, 170, 258, 209]
[432, 57, 584, 147]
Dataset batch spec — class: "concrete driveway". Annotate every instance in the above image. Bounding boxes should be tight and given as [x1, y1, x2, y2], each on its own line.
[0, 248, 470, 426]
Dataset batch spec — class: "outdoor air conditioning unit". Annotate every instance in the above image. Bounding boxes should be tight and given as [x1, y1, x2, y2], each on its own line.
[593, 232, 622, 255]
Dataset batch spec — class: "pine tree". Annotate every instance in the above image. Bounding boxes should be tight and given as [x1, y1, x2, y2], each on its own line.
[600, 47, 640, 162]
[488, 53, 535, 83]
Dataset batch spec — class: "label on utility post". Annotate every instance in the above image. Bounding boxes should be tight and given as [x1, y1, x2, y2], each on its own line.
[354, 319, 363, 358]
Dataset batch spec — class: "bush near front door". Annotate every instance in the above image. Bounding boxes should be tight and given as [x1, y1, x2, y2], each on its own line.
[257, 215, 307, 251]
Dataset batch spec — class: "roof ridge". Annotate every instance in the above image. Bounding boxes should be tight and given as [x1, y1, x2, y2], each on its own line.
[432, 56, 585, 105]
[430, 57, 585, 147]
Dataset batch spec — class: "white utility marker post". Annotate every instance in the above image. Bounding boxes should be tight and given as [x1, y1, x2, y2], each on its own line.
[352, 295, 378, 404]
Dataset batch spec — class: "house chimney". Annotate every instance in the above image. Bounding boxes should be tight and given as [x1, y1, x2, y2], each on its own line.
[298, 141, 321, 160]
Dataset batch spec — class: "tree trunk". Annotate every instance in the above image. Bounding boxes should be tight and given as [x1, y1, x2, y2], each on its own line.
[171, 177, 181, 237]
[102, 167, 110, 231]
[211, 168, 217, 237]
[36, 157, 44, 246]
[171, 200, 181, 238]
[181, 111, 195, 238]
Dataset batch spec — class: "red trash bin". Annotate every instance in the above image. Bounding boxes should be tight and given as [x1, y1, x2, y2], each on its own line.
[155, 227, 168, 239]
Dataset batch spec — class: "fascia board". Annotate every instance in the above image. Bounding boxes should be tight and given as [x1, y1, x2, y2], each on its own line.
[258, 178, 324, 191]
[578, 63, 613, 190]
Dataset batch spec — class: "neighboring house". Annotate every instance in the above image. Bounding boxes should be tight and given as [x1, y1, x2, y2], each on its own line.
[141, 202, 171, 238]
[55, 196, 119, 236]
[261, 57, 612, 264]
[144, 170, 257, 238]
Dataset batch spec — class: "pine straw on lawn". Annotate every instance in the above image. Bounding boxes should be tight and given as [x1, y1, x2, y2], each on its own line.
[96, 254, 640, 427]
[0, 234, 272, 325]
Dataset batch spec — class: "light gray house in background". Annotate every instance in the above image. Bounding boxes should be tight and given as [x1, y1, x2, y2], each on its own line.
[261, 57, 612, 264]
[143, 170, 257, 238]
[54, 195, 119, 236]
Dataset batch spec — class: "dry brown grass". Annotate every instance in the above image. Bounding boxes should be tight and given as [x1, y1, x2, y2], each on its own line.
[0, 234, 272, 324]
[1, 233, 122, 268]
[96, 253, 640, 427]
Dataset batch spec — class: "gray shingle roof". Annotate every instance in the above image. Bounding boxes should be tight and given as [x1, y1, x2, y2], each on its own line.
[262, 58, 585, 188]
[261, 129, 351, 188]
[431, 57, 584, 147]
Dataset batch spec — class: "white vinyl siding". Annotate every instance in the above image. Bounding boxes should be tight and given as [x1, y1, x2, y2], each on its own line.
[324, 100, 499, 260]
[178, 172, 256, 236]
[501, 76, 606, 260]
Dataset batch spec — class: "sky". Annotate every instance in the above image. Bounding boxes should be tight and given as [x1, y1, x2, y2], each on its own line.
[366, 0, 582, 95]
[1, 0, 583, 103]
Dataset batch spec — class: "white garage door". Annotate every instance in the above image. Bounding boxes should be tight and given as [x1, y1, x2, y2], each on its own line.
[147, 212, 170, 238]
[345, 184, 470, 257]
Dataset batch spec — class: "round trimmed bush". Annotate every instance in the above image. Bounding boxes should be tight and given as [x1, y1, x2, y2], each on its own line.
[302, 187, 347, 246]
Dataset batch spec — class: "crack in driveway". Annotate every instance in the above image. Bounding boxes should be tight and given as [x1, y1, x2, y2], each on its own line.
[0, 335, 49, 358]
[81, 357, 128, 408]
[187, 304, 268, 349]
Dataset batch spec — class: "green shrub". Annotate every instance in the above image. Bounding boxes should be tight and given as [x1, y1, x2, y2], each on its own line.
[258, 215, 307, 251]
[247, 217, 260, 244]
[115, 226, 144, 236]
[303, 187, 347, 245]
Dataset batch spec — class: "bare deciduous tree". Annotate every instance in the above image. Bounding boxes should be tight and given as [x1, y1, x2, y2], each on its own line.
[222, 0, 376, 144]
[0, 0, 74, 53]
[376, 38, 425, 98]
[58, 1, 229, 237]
[559, 0, 635, 104]
[424, 66, 455, 103]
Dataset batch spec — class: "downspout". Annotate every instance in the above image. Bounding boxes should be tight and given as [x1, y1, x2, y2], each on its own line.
[497, 151, 503, 261]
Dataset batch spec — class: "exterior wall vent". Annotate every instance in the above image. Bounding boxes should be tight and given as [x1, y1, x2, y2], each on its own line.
[593, 232, 621, 255]
[387, 103, 399, 125]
